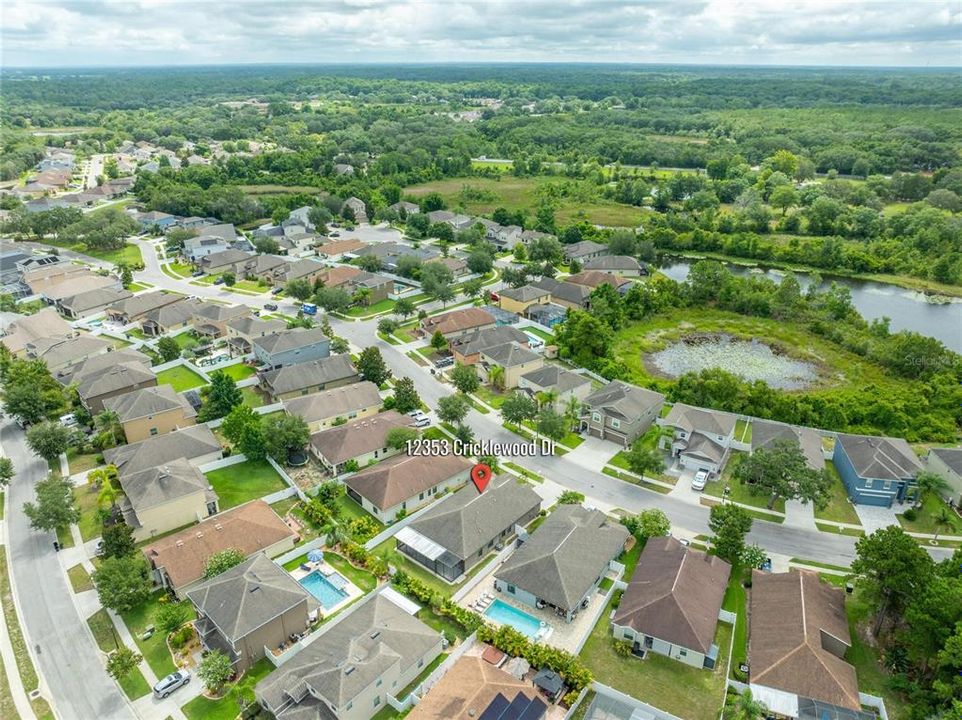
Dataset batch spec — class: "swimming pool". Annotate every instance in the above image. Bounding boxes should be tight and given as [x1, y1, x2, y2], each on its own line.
[299, 570, 349, 609]
[484, 599, 547, 639]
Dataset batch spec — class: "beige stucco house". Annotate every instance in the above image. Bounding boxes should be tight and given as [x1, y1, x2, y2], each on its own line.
[103, 384, 197, 443]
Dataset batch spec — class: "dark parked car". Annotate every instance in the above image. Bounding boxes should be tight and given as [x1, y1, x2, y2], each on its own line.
[264, 303, 278, 311]
[213, 277, 225, 285]
[271, 287, 283, 295]
[191, 270, 204, 277]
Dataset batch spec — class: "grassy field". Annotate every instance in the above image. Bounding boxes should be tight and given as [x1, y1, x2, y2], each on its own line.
[217, 363, 256, 381]
[0, 652, 14, 720]
[722, 567, 749, 678]
[240, 386, 266, 408]
[156, 365, 207, 391]
[66, 447, 102, 475]
[67, 563, 94, 593]
[814, 462, 863, 526]
[86, 609, 152, 700]
[898, 492, 962, 536]
[404, 176, 648, 227]
[205, 459, 287, 509]
[580, 596, 732, 720]
[119, 591, 193, 678]
[343, 298, 396, 317]
[702, 453, 786, 513]
[44, 238, 143, 266]
[523, 326, 555, 342]
[74, 482, 103, 541]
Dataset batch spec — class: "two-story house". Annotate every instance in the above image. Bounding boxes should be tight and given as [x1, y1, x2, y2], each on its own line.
[259, 354, 359, 401]
[659, 402, 738, 475]
[225, 315, 287, 356]
[103, 384, 197, 442]
[252, 327, 331, 370]
[284, 381, 383, 433]
[477, 341, 544, 389]
[833, 433, 922, 507]
[581, 380, 665, 448]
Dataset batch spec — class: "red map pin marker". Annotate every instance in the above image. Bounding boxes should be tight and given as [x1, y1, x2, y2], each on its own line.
[471, 463, 491, 493]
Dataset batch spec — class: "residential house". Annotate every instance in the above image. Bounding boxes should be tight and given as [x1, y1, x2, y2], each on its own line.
[530, 278, 590, 310]
[310, 410, 415, 475]
[584, 255, 645, 276]
[611, 536, 731, 669]
[396, 477, 541, 582]
[284, 381, 383, 433]
[419, 307, 496, 340]
[197, 249, 251, 273]
[104, 424, 222, 477]
[660, 403, 737, 475]
[198, 223, 239, 242]
[24, 334, 111, 371]
[751, 420, 824, 472]
[565, 270, 632, 294]
[518, 366, 591, 413]
[525, 303, 567, 329]
[234, 254, 289, 283]
[562, 241, 608, 264]
[252, 327, 331, 370]
[271, 258, 326, 286]
[426, 256, 468, 277]
[582, 381, 665, 447]
[749, 569, 865, 717]
[255, 592, 443, 720]
[334, 163, 355, 176]
[833, 433, 923, 507]
[54, 347, 150, 386]
[103, 384, 197, 443]
[344, 196, 368, 223]
[315, 238, 368, 261]
[22, 263, 90, 298]
[191, 302, 251, 339]
[142, 500, 296, 596]
[57, 286, 134, 319]
[187, 553, 319, 674]
[344, 453, 472, 523]
[0, 307, 75, 355]
[388, 200, 420, 216]
[449, 326, 530, 365]
[118, 457, 219, 542]
[347, 271, 393, 306]
[76, 360, 157, 413]
[426, 210, 474, 230]
[493, 225, 524, 251]
[477, 341, 544, 390]
[498, 285, 551, 315]
[0, 249, 64, 298]
[44, 273, 121, 303]
[225, 315, 287, 356]
[105, 291, 183, 324]
[141, 298, 204, 336]
[408, 655, 545, 720]
[183, 235, 229, 262]
[926, 447, 962, 507]
[355, 242, 440, 273]
[135, 211, 178, 232]
[494, 505, 628, 622]
[260, 354, 359, 401]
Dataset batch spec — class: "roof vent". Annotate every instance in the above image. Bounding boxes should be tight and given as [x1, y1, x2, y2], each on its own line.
[175, 540, 184, 547]
[214, 524, 223, 531]
[370, 631, 381, 640]
[344, 666, 355, 676]
[249, 586, 260, 594]
[196, 532, 203, 538]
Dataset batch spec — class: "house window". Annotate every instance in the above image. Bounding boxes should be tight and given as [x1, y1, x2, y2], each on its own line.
[592, 412, 601, 422]
[507, 584, 516, 594]
[149, 428, 158, 436]
[373, 697, 380, 708]
[865, 479, 874, 488]
[417, 658, 424, 668]
[376, 678, 382, 687]
[883, 481, 892, 491]
[623, 630, 632, 640]
[679, 649, 687, 657]
[419, 492, 424, 500]
[346, 702, 352, 711]
[611, 419, 621, 429]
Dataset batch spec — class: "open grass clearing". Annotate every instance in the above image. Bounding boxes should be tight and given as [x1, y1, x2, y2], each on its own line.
[74, 482, 103, 542]
[699, 496, 785, 524]
[156, 365, 207, 391]
[181, 657, 274, 720]
[702, 453, 786, 514]
[814, 462, 863, 526]
[67, 563, 94, 593]
[602, 467, 673, 494]
[898, 491, 962, 536]
[216, 363, 256, 381]
[119, 590, 193, 679]
[205, 459, 287, 510]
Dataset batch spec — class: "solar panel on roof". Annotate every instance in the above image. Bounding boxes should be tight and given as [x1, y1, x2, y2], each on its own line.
[518, 696, 547, 720]
[499, 693, 531, 720]
[477, 693, 511, 720]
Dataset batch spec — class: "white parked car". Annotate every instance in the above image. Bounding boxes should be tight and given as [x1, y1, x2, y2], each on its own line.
[691, 469, 709, 491]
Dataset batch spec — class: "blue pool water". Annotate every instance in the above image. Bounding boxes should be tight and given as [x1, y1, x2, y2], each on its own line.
[484, 599, 545, 639]
[299, 570, 349, 609]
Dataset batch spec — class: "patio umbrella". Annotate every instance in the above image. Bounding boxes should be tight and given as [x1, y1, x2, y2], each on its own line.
[307, 549, 324, 563]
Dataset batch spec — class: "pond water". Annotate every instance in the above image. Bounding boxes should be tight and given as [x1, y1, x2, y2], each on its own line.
[648, 333, 820, 390]
[659, 261, 962, 353]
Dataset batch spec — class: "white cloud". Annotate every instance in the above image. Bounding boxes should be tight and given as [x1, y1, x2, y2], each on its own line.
[2, 0, 959, 67]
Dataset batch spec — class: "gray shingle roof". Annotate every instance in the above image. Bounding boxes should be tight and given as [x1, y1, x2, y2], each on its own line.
[500, 285, 550, 303]
[120, 456, 212, 515]
[261, 355, 358, 396]
[496, 505, 627, 613]
[227, 316, 287, 336]
[449, 326, 530, 358]
[26, 334, 111, 369]
[584, 380, 665, 422]
[284, 381, 382, 425]
[253, 327, 329, 356]
[343, 452, 472, 511]
[584, 255, 641, 272]
[613, 536, 731, 654]
[191, 302, 250, 323]
[107, 290, 182, 319]
[408, 477, 542, 561]
[60, 286, 133, 313]
[835, 433, 922, 481]
[531, 278, 590, 307]
[480, 341, 541, 369]
[563, 240, 607, 258]
[76, 361, 156, 401]
[105, 424, 220, 476]
[662, 402, 737, 437]
[519, 366, 590, 395]
[54, 347, 151, 386]
[143, 298, 204, 328]
[103, 384, 196, 423]
[931, 447, 962, 475]
[256, 593, 440, 714]
[187, 553, 317, 644]
[751, 420, 824, 472]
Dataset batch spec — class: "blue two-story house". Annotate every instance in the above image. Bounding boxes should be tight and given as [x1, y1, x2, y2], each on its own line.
[833, 433, 923, 507]
[251, 327, 330, 371]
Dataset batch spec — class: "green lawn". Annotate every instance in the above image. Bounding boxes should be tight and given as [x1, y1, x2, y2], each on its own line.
[172, 332, 201, 350]
[396, 652, 446, 700]
[816, 522, 865, 537]
[67, 564, 94, 593]
[474, 385, 509, 409]
[66, 448, 102, 475]
[156, 365, 207, 391]
[240, 386, 266, 408]
[617, 540, 644, 581]
[602, 466, 673, 494]
[845, 589, 909, 720]
[734, 419, 752, 443]
[74, 483, 104, 541]
[722, 567, 749, 678]
[126, 327, 147, 340]
[702, 453, 786, 513]
[814, 462, 863, 526]
[181, 657, 274, 720]
[119, 591, 193, 678]
[416, 607, 470, 642]
[372, 538, 491, 597]
[218, 363, 257, 381]
[700, 496, 785, 524]
[523, 326, 555, 342]
[87, 609, 151, 700]
[393, 323, 418, 343]
[580, 596, 732, 720]
[166, 262, 194, 278]
[127, 282, 151, 292]
[344, 298, 396, 317]
[45, 238, 143, 267]
[335, 494, 384, 530]
[898, 491, 962, 536]
[234, 279, 268, 293]
[205, 459, 288, 509]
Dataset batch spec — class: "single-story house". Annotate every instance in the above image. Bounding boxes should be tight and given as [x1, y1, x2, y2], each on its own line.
[118, 457, 219, 542]
[142, 500, 296, 596]
[225, 315, 287, 356]
[477, 341, 544, 389]
[0, 307, 75, 355]
[498, 285, 551, 315]
[926, 447, 962, 507]
[40, 272, 119, 303]
[314, 238, 368, 260]
[309, 410, 414, 475]
[660, 403, 738, 475]
[22, 263, 89, 299]
[388, 200, 420, 216]
[833, 433, 923, 507]
[188, 553, 318, 674]
[584, 255, 644, 276]
[57, 286, 134, 319]
[255, 592, 442, 720]
[419, 307, 496, 340]
[562, 241, 608, 264]
[344, 452, 473, 523]
[518, 365, 591, 413]
[140, 298, 203, 336]
[260, 354, 359, 401]
[105, 290, 183, 324]
[103, 384, 197, 443]
[135, 211, 178, 232]
[396, 477, 541, 582]
[449, 325, 530, 365]
[251, 327, 330, 370]
[105, 424, 222, 478]
[612, 536, 731, 669]
[749, 569, 864, 717]
[283, 380, 382, 433]
[581, 380, 665, 447]
[751, 420, 824, 472]
[565, 270, 632, 294]
[495, 505, 628, 622]
[426, 256, 469, 277]
[355, 242, 440, 272]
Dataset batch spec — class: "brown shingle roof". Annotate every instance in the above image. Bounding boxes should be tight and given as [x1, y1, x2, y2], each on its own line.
[612, 536, 730, 654]
[343, 453, 472, 511]
[420, 307, 495, 337]
[407, 655, 537, 720]
[310, 410, 414, 466]
[749, 569, 860, 711]
[142, 501, 295, 591]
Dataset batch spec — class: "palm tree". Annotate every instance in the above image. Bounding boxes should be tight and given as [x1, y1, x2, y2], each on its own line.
[322, 520, 347, 549]
[932, 506, 955, 545]
[488, 365, 505, 391]
[536, 389, 558, 412]
[724, 689, 768, 720]
[914, 471, 950, 509]
[95, 410, 125, 445]
[351, 287, 372, 307]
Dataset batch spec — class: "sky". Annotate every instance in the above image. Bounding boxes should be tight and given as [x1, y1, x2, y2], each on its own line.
[3, 0, 961, 68]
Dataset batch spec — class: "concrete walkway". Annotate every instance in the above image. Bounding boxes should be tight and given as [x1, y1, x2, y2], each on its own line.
[0, 508, 38, 720]
[783, 498, 818, 531]
[854, 504, 901, 534]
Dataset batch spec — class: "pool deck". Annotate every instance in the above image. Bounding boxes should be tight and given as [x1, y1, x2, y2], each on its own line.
[289, 559, 364, 617]
[459, 555, 608, 654]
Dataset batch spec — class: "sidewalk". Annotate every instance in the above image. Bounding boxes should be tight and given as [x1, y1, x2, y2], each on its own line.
[0, 512, 37, 720]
